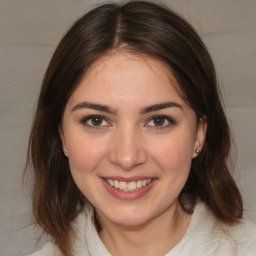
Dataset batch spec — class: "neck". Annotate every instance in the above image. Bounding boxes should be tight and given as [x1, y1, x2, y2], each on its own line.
[97, 200, 191, 256]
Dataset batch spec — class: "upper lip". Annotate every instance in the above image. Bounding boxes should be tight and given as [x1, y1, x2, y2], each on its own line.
[101, 176, 156, 182]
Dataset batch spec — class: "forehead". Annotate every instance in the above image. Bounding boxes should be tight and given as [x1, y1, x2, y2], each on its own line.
[68, 51, 186, 108]
[83, 51, 175, 86]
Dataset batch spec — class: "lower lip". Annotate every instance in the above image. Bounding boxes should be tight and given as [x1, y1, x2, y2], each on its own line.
[101, 179, 156, 200]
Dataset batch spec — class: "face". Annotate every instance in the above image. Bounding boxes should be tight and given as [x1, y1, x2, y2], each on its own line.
[59, 52, 206, 227]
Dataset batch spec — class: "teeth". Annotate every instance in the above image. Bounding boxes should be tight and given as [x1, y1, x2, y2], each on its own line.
[106, 178, 152, 191]
[114, 180, 120, 189]
[128, 181, 136, 190]
[120, 181, 127, 190]
[108, 179, 114, 186]
[137, 180, 142, 188]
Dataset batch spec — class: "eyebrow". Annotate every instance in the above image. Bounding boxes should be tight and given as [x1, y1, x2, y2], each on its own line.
[71, 101, 183, 114]
[72, 102, 118, 114]
[140, 102, 183, 114]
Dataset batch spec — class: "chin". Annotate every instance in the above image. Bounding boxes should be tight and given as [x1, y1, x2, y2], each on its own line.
[97, 204, 159, 228]
[110, 214, 151, 227]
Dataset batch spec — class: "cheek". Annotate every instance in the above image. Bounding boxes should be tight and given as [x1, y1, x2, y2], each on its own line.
[149, 132, 195, 174]
[65, 135, 109, 199]
[66, 133, 107, 175]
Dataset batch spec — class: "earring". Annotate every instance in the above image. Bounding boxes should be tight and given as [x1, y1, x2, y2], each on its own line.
[63, 149, 68, 156]
[195, 149, 200, 154]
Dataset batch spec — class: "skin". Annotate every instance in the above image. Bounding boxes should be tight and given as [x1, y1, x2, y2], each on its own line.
[59, 51, 207, 256]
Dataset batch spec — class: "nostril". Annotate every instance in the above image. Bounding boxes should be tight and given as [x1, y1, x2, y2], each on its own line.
[109, 148, 147, 171]
[108, 131, 148, 170]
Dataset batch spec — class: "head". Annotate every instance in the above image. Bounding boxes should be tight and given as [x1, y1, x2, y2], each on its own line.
[26, 1, 242, 255]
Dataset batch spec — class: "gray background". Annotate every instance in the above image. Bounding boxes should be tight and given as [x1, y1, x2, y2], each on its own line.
[0, 0, 255, 255]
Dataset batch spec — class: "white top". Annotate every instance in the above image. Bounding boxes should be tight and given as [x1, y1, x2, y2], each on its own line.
[28, 202, 256, 256]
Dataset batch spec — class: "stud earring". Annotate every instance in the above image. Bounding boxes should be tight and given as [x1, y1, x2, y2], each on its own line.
[63, 150, 68, 156]
[195, 149, 200, 154]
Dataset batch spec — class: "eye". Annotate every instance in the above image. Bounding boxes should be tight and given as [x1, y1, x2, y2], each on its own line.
[82, 115, 110, 128]
[146, 115, 175, 128]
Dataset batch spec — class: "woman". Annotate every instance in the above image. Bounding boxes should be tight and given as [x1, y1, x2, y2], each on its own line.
[26, 1, 256, 255]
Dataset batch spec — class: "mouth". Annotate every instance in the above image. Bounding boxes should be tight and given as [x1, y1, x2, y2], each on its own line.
[101, 176, 157, 200]
[103, 178, 153, 192]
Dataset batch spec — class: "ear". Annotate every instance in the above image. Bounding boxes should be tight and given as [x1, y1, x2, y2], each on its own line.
[58, 125, 68, 157]
[192, 116, 207, 158]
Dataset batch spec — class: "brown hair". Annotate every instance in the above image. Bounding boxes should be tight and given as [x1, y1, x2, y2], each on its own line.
[25, 1, 243, 255]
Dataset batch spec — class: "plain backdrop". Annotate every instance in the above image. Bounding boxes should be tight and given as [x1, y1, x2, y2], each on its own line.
[0, 0, 255, 255]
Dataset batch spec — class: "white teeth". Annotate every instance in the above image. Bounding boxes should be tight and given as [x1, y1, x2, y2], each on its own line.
[114, 180, 120, 189]
[137, 180, 142, 188]
[142, 180, 147, 186]
[128, 181, 136, 190]
[106, 178, 152, 191]
[120, 181, 127, 190]
[108, 179, 114, 186]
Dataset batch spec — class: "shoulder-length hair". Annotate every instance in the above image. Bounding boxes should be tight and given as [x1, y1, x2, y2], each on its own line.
[25, 1, 243, 255]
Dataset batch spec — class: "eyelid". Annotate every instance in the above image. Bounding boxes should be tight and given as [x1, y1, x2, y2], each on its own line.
[80, 114, 175, 129]
[146, 115, 176, 128]
[81, 115, 111, 129]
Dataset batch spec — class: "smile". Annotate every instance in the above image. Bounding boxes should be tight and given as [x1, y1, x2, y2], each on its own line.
[101, 177, 156, 200]
[105, 179, 152, 191]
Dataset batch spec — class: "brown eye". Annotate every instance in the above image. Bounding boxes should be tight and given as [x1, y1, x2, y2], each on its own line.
[91, 117, 103, 126]
[152, 117, 165, 126]
[147, 115, 175, 128]
[82, 115, 109, 128]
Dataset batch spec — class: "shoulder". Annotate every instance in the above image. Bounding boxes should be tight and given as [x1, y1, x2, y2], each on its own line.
[223, 218, 256, 255]
[27, 205, 97, 256]
[27, 242, 63, 256]
[190, 202, 256, 255]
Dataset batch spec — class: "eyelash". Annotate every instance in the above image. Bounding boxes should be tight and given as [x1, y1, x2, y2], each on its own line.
[81, 115, 109, 129]
[146, 115, 176, 129]
[81, 115, 176, 129]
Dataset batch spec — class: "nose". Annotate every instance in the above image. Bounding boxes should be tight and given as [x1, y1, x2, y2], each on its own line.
[109, 126, 147, 171]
